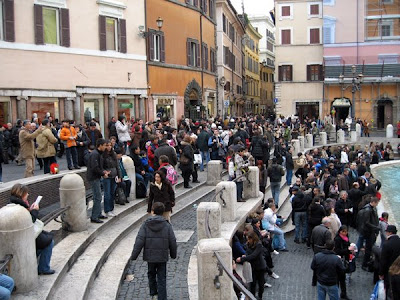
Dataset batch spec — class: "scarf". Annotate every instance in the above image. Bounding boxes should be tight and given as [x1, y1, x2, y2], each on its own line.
[154, 182, 162, 190]
[339, 233, 349, 242]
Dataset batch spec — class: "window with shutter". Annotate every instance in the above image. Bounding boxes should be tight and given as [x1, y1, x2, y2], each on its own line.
[118, 18, 126, 53]
[99, 15, 106, 50]
[160, 34, 165, 62]
[43, 7, 59, 44]
[34, 4, 44, 45]
[153, 34, 160, 61]
[187, 39, 191, 66]
[223, 14, 226, 33]
[310, 4, 319, 15]
[281, 6, 290, 17]
[105, 17, 117, 50]
[60, 8, 70, 47]
[196, 42, 200, 67]
[308, 64, 322, 81]
[281, 29, 291, 44]
[187, 38, 200, 67]
[3, 0, 15, 42]
[280, 65, 292, 81]
[310, 28, 320, 44]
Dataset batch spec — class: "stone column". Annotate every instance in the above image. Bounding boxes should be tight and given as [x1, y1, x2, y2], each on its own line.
[59, 174, 88, 232]
[104, 95, 109, 137]
[0, 204, 38, 292]
[197, 238, 233, 300]
[356, 123, 361, 137]
[320, 132, 327, 145]
[350, 131, 357, 142]
[16, 96, 28, 120]
[243, 166, 259, 199]
[337, 129, 345, 144]
[207, 160, 222, 185]
[108, 95, 115, 119]
[59, 97, 65, 121]
[139, 96, 146, 121]
[64, 98, 74, 120]
[75, 95, 83, 125]
[305, 134, 313, 149]
[122, 155, 136, 199]
[298, 136, 305, 152]
[291, 139, 300, 156]
[197, 202, 221, 241]
[386, 124, 394, 138]
[215, 181, 236, 222]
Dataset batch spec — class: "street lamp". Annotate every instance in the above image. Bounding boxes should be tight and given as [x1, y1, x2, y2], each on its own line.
[338, 64, 363, 131]
[138, 17, 164, 38]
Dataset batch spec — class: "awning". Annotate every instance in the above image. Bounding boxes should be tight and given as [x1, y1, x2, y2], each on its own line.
[332, 98, 351, 107]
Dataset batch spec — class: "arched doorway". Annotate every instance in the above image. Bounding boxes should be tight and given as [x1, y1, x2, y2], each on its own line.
[331, 97, 351, 124]
[184, 79, 204, 120]
[377, 98, 393, 129]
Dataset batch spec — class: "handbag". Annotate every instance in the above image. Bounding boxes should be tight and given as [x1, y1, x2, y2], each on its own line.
[194, 153, 202, 165]
[115, 183, 127, 205]
[33, 219, 44, 238]
[36, 231, 53, 249]
[218, 147, 226, 157]
[179, 155, 189, 165]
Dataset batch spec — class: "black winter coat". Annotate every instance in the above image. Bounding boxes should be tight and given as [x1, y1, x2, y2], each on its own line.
[148, 181, 175, 213]
[292, 192, 311, 212]
[129, 152, 148, 174]
[308, 203, 326, 226]
[379, 235, 400, 276]
[180, 142, 194, 172]
[197, 130, 210, 152]
[154, 143, 178, 169]
[311, 250, 346, 286]
[131, 215, 177, 263]
[86, 149, 105, 181]
[334, 234, 351, 261]
[250, 135, 266, 158]
[103, 151, 122, 179]
[285, 152, 294, 170]
[241, 241, 267, 271]
[335, 199, 353, 226]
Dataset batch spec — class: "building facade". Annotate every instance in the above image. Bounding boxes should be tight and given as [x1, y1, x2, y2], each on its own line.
[248, 15, 276, 114]
[216, 0, 245, 118]
[323, 0, 400, 128]
[274, 0, 324, 120]
[244, 21, 262, 114]
[0, 0, 147, 136]
[146, 0, 217, 124]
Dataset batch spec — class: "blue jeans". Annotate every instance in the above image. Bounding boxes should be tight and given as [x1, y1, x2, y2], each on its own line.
[355, 234, 365, 258]
[271, 226, 286, 250]
[66, 146, 78, 168]
[317, 282, 339, 300]
[236, 181, 244, 200]
[0, 274, 14, 300]
[136, 172, 153, 188]
[199, 150, 210, 171]
[286, 169, 293, 185]
[103, 178, 116, 213]
[90, 179, 102, 220]
[37, 239, 54, 273]
[148, 262, 167, 300]
[270, 181, 281, 207]
[294, 211, 307, 241]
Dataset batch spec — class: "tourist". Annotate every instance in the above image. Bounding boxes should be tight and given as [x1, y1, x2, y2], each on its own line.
[311, 240, 346, 300]
[0, 274, 14, 300]
[378, 212, 389, 243]
[9, 183, 55, 275]
[148, 171, 175, 222]
[85, 121, 103, 148]
[197, 125, 211, 172]
[59, 120, 80, 170]
[388, 256, 400, 300]
[234, 146, 249, 202]
[154, 138, 177, 170]
[179, 135, 194, 189]
[292, 186, 310, 244]
[115, 115, 131, 153]
[131, 202, 177, 300]
[107, 116, 117, 139]
[75, 125, 90, 167]
[208, 129, 224, 160]
[307, 196, 326, 248]
[147, 135, 159, 170]
[263, 202, 288, 252]
[267, 157, 285, 208]
[87, 138, 110, 223]
[335, 191, 353, 227]
[36, 119, 58, 174]
[19, 120, 43, 177]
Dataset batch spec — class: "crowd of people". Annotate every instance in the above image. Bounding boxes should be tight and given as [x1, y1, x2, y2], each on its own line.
[1, 113, 400, 300]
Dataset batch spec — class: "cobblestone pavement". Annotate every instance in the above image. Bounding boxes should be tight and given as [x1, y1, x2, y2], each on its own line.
[117, 193, 214, 300]
[262, 230, 375, 300]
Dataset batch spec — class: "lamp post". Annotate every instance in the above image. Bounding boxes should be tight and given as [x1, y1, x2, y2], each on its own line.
[338, 64, 363, 131]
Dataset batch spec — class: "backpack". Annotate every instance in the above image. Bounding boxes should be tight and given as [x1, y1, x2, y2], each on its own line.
[165, 165, 178, 185]
[136, 181, 147, 198]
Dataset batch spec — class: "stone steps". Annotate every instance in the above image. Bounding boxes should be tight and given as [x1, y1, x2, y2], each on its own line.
[12, 173, 208, 300]
[87, 185, 216, 300]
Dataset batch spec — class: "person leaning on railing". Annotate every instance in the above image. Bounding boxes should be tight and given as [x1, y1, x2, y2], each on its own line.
[9, 183, 55, 275]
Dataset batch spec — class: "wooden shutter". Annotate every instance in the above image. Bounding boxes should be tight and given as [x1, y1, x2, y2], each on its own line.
[187, 39, 191, 66]
[119, 19, 127, 53]
[307, 65, 311, 81]
[204, 0, 207, 13]
[160, 34, 165, 62]
[205, 46, 208, 70]
[224, 46, 228, 65]
[194, 0, 198, 7]
[310, 28, 320, 44]
[148, 32, 154, 61]
[282, 6, 290, 16]
[196, 42, 200, 67]
[34, 4, 44, 45]
[223, 14, 226, 33]
[310, 4, 319, 15]
[99, 15, 106, 51]
[289, 65, 293, 81]
[4, 0, 15, 42]
[319, 65, 324, 81]
[281, 29, 290, 44]
[60, 8, 70, 47]
[278, 66, 283, 81]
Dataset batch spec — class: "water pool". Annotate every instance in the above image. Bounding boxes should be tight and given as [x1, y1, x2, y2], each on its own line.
[373, 163, 400, 226]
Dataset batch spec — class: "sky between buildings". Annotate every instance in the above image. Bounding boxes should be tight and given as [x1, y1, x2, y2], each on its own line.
[230, 0, 274, 17]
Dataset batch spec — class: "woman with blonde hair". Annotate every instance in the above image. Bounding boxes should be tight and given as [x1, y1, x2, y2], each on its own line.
[9, 183, 55, 275]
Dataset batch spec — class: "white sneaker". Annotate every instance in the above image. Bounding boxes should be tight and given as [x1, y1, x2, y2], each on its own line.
[273, 250, 279, 255]
[264, 282, 272, 288]
[107, 212, 116, 217]
[151, 295, 158, 300]
[270, 272, 279, 279]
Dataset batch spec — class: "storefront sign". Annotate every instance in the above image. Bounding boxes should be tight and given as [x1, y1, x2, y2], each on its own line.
[296, 102, 319, 106]
[158, 98, 173, 105]
[332, 98, 351, 107]
[119, 103, 133, 109]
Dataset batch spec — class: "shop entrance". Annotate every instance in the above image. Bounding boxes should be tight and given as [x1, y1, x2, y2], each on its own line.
[84, 98, 104, 135]
[31, 98, 59, 123]
[118, 99, 135, 121]
[0, 99, 11, 124]
[156, 98, 174, 121]
[377, 99, 393, 129]
[331, 98, 351, 125]
[295, 102, 319, 122]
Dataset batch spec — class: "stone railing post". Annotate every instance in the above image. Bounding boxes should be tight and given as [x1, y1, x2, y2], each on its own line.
[197, 202, 221, 242]
[215, 181, 236, 222]
[122, 155, 136, 199]
[305, 133, 313, 149]
[59, 174, 88, 232]
[386, 124, 394, 138]
[356, 123, 361, 137]
[337, 129, 345, 144]
[244, 166, 259, 199]
[298, 136, 305, 152]
[0, 204, 38, 292]
[291, 139, 300, 156]
[207, 160, 222, 185]
[197, 238, 233, 300]
[320, 132, 327, 145]
[350, 131, 357, 142]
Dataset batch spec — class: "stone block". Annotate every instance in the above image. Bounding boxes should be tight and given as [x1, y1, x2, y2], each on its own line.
[386, 124, 394, 138]
[216, 181, 236, 222]
[207, 160, 222, 185]
[350, 131, 357, 142]
[337, 130, 345, 144]
[197, 202, 221, 241]
[305, 134, 313, 149]
[243, 166, 259, 199]
[356, 123, 361, 137]
[291, 139, 300, 156]
[320, 132, 327, 145]
[298, 136, 305, 151]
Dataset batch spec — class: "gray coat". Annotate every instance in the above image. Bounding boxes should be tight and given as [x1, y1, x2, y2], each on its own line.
[131, 215, 177, 263]
[311, 224, 332, 254]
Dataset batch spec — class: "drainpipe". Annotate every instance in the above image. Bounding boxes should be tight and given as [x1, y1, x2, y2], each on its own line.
[356, 0, 359, 65]
[200, 14, 204, 118]
[144, 0, 149, 121]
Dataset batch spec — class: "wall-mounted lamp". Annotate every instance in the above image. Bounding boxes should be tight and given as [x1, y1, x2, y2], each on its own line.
[138, 16, 164, 38]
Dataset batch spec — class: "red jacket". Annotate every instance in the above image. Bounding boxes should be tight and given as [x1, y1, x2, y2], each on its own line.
[147, 143, 158, 169]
